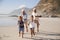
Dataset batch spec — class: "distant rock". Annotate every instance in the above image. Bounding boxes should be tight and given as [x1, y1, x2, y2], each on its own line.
[9, 7, 31, 17]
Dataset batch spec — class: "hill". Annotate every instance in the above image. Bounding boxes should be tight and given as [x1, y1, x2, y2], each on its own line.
[34, 0, 60, 17]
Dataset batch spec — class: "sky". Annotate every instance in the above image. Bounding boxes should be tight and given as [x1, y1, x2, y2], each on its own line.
[0, 0, 40, 14]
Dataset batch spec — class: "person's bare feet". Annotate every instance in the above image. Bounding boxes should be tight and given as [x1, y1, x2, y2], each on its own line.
[31, 35, 33, 38]
[19, 35, 23, 38]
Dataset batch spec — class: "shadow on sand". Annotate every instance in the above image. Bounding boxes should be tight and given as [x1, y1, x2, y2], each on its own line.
[37, 32, 60, 36]
[23, 32, 60, 40]
[24, 36, 60, 40]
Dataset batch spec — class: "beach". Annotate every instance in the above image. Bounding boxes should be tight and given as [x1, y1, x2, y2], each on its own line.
[0, 17, 60, 40]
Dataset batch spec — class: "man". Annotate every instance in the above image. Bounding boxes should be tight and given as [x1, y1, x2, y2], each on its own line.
[32, 8, 39, 32]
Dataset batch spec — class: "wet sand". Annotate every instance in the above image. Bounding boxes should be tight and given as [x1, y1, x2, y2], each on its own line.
[0, 18, 60, 40]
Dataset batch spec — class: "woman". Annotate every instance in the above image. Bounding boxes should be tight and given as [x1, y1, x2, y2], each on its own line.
[21, 9, 28, 32]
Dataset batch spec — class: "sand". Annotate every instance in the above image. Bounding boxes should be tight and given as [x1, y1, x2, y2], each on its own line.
[0, 18, 60, 40]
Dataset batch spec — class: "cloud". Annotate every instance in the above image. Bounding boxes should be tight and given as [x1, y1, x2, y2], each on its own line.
[17, 5, 26, 9]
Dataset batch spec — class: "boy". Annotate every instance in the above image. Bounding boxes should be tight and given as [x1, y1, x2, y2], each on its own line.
[18, 16, 24, 38]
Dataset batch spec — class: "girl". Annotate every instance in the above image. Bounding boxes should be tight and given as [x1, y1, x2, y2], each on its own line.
[29, 15, 35, 37]
[18, 16, 24, 38]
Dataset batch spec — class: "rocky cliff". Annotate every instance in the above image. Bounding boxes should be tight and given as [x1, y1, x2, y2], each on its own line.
[35, 0, 60, 17]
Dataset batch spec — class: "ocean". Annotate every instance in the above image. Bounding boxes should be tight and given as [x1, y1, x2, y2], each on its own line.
[0, 17, 17, 27]
[0, 15, 60, 33]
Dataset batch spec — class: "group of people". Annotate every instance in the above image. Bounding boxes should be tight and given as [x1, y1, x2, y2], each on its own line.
[17, 8, 40, 38]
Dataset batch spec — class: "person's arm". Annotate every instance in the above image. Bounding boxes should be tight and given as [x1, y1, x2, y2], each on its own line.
[17, 20, 20, 25]
[28, 21, 30, 25]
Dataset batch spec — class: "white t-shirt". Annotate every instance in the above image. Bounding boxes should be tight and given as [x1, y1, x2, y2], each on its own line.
[22, 14, 27, 20]
[32, 12, 37, 20]
[29, 21, 35, 28]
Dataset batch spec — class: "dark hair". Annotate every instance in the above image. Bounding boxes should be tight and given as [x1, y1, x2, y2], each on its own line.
[31, 15, 33, 18]
[33, 8, 36, 13]
[19, 16, 22, 20]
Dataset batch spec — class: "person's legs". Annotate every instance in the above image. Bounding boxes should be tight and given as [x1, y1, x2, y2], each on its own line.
[22, 32, 24, 38]
[30, 28, 33, 37]
[33, 28, 35, 35]
[37, 20, 39, 32]
[21, 28, 24, 38]
[19, 31, 21, 37]
[35, 20, 39, 32]
[26, 22, 28, 32]
[25, 21, 28, 32]
[19, 28, 21, 37]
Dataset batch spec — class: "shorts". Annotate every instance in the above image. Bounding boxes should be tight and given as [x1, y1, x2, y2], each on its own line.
[19, 27, 24, 32]
[30, 27, 35, 30]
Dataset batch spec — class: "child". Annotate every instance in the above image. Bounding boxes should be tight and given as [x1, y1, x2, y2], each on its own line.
[29, 15, 35, 37]
[18, 16, 24, 38]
